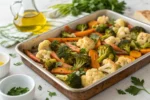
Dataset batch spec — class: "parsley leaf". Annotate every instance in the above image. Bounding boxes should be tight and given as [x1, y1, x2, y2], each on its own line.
[38, 85, 42, 91]
[125, 86, 142, 96]
[9, 53, 17, 58]
[14, 62, 23, 66]
[48, 91, 57, 97]
[7, 87, 29, 96]
[117, 89, 126, 95]
[131, 77, 144, 86]
[45, 98, 49, 100]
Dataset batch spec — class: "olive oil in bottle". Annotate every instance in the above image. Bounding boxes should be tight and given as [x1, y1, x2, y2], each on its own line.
[14, 10, 47, 32]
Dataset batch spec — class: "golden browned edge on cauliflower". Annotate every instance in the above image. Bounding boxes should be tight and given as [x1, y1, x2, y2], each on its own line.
[99, 59, 118, 74]
[38, 40, 51, 51]
[137, 32, 150, 45]
[76, 36, 95, 51]
[81, 68, 105, 87]
[104, 36, 121, 45]
[115, 56, 132, 67]
[97, 15, 109, 24]
[117, 26, 131, 40]
[36, 50, 51, 61]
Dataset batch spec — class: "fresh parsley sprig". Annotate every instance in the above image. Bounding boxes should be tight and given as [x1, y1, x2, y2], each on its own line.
[117, 77, 150, 96]
[9, 53, 17, 58]
[14, 62, 23, 66]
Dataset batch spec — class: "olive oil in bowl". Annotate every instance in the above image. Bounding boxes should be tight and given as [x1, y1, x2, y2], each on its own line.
[14, 10, 47, 32]
[0, 61, 4, 66]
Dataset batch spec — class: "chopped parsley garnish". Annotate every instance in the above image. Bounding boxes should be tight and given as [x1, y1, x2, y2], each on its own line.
[7, 87, 29, 96]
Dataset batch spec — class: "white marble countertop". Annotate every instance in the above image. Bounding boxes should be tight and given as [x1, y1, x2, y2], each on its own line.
[0, 0, 150, 100]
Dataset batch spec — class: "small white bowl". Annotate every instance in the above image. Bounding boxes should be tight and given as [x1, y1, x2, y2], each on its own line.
[0, 52, 10, 79]
[0, 74, 35, 100]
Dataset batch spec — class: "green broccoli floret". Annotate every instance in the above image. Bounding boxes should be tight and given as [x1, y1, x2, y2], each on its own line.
[89, 33, 100, 43]
[100, 29, 116, 41]
[56, 74, 68, 81]
[73, 54, 91, 70]
[66, 72, 82, 88]
[50, 40, 60, 51]
[118, 40, 130, 53]
[76, 24, 88, 31]
[61, 31, 75, 38]
[130, 26, 146, 40]
[44, 59, 57, 71]
[130, 40, 140, 50]
[57, 45, 75, 64]
[94, 24, 108, 33]
[141, 42, 150, 49]
[97, 44, 115, 63]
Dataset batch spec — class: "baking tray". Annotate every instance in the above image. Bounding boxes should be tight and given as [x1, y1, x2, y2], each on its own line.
[16, 10, 150, 100]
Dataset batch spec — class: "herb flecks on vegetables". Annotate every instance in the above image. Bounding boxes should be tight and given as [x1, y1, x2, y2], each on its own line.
[7, 87, 29, 96]
[117, 77, 150, 96]
[51, 0, 126, 16]
[14, 62, 23, 66]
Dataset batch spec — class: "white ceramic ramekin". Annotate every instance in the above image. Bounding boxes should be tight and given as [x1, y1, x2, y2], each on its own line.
[0, 74, 35, 100]
[0, 52, 10, 79]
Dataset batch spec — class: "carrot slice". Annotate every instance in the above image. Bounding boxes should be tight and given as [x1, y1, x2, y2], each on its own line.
[24, 50, 41, 63]
[74, 29, 95, 37]
[65, 42, 80, 53]
[64, 26, 76, 33]
[88, 50, 100, 68]
[95, 40, 101, 49]
[140, 48, 150, 54]
[88, 20, 98, 28]
[130, 50, 142, 58]
[127, 23, 133, 30]
[51, 67, 73, 74]
[47, 37, 81, 42]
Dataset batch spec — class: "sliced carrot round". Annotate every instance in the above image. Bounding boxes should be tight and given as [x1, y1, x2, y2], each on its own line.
[130, 50, 142, 58]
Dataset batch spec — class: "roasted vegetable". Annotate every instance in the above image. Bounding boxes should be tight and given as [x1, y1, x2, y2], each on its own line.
[141, 42, 150, 49]
[73, 54, 91, 70]
[61, 31, 76, 38]
[101, 29, 116, 41]
[130, 40, 140, 50]
[76, 24, 88, 31]
[44, 59, 57, 71]
[95, 24, 108, 33]
[97, 44, 115, 63]
[66, 72, 82, 88]
[130, 26, 146, 40]
[50, 40, 60, 51]
[89, 33, 100, 43]
[118, 40, 131, 53]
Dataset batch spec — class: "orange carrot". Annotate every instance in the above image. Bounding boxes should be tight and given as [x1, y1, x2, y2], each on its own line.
[74, 29, 95, 37]
[88, 50, 100, 68]
[64, 26, 76, 33]
[127, 23, 133, 30]
[95, 40, 101, 49]
[50, 51, 72, 68]
[88, 20, 98, 28]
[140, 48, 150, 54]
[47, 37, 81, 42]
[130, 50, 142, 58]
[65, 42, 80, 53]
[51, 67, 73, 74]
[24, 50, 41, 63]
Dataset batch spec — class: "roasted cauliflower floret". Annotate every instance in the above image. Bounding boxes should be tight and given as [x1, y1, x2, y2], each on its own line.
[117, 27, 131, 40]
[76, 36, 95, 51]
[115, 56, 132, 67]
[104, 36, 121, 45]
[99, 59, 117, 74]
[97, 15, 109, 24]
[137, 32, 150, 45]
[81, 68, 105, 87]
[38, 40, 51, 51]
[36, 50, 51, 61]
[115, 19, 126, 27]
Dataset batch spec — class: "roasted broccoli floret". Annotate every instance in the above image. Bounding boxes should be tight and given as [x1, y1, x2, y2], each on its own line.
[130, 40, 140, 50]
[44, 59, 57, 71]
[50, 40, 60, 51]
[66, 72, 82, 88]
[57, 45, 75, 64]
[76, 24, 88, 31]
[130, 26, 146, 40]
[73, 54, 91, 70]
[61, 31, 76, 38]
[97, 44, 115, 63]
[141, 42, 150, 49]
[118, 40, 130, 53]
[100, 29, 116, 41]
[95, 24, 108, 33]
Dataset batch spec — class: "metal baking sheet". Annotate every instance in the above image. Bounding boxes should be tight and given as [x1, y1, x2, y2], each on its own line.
[16, 10, 150, 100]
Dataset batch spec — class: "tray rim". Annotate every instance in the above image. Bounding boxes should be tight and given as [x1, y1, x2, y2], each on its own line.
[16, 9, 150, 92]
